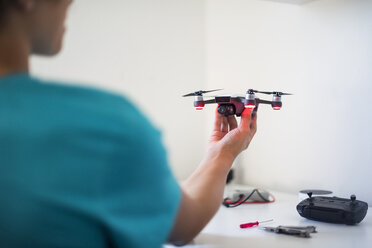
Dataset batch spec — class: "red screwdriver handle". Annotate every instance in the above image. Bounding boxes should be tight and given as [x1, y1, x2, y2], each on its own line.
[240, 221, 259, 229]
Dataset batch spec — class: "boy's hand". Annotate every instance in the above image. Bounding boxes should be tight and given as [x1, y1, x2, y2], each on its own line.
[207, 108, 257, 163]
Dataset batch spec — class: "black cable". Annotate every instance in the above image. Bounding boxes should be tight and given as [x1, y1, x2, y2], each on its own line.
[223, 189, 270, 208]
[225, 190, 257, 208]
[222, 194, 244, 207]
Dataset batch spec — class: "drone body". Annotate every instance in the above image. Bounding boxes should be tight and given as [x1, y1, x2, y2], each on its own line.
[183, 89, 292, 117]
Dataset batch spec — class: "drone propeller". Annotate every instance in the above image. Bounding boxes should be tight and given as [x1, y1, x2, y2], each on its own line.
[182, 89, 223, 97]
[254, 90, 292, 96]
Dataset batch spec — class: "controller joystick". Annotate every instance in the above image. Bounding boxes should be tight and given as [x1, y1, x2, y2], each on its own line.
[350, 195, 357, 207]
[307, 192, 314, 205]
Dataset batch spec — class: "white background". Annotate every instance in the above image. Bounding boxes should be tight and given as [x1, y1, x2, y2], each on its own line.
[206, 0, 372, 204]
[31, 0, 372, 204]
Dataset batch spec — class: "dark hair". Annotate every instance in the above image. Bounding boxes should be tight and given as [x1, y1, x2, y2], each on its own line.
[0, 0, 8, 12]
[0, 0, 7, 19]
[0, 0, 13, 21]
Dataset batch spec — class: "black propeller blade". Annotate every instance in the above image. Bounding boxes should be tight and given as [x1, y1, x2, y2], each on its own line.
[272, 92, 292, 96]
[182, 89, 223, 97]
[253, 90, 293, 96]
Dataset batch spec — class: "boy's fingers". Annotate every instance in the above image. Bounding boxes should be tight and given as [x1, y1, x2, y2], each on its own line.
[250, 114, 257, 134]
[213, 108, 223, 132]
[240, 108, 253, 130]
[227, 115, 238, 131]
[221, 116, 228, 132]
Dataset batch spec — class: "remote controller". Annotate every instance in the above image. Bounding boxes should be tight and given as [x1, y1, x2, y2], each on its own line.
[296, 193, 368, 225]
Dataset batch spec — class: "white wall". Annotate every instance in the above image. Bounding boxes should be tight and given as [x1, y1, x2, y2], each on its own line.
[30, 0, 372, 204]
[31, 0, 207, 180]
[206, 0, 372, 204]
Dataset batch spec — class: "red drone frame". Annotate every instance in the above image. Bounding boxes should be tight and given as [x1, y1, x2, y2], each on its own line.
[183, 89, 292, 116]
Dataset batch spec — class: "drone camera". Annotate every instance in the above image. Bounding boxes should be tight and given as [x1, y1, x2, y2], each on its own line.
[218, 104, 235, 116]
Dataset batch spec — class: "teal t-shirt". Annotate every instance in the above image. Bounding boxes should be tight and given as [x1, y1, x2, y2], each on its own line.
[0, 73, 181, 248]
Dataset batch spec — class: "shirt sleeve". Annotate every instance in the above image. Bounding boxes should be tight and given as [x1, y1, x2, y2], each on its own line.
[99, 98, 181, 248]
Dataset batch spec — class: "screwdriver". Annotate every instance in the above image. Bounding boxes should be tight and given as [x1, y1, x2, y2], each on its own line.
[240, 219, 274, 229]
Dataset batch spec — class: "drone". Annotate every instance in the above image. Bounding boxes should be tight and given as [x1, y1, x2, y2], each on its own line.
[183, 89, 292, 116]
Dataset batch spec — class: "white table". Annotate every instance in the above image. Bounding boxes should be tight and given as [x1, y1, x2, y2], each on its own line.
[165, 190, 372, 248]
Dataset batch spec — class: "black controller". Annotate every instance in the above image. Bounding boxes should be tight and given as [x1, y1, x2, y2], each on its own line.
[296, 193, 368, 225]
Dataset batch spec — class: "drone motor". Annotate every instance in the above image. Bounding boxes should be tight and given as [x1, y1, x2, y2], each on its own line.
[272, 94, 282, 110]
[182, 89, 223, 111]
[194, 95, 205, 110]
[244, 90, 257, 109]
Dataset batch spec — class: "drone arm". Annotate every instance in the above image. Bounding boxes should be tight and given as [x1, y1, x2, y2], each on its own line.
[256, 98, 272, 105]
[203, 99, 217, 104]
